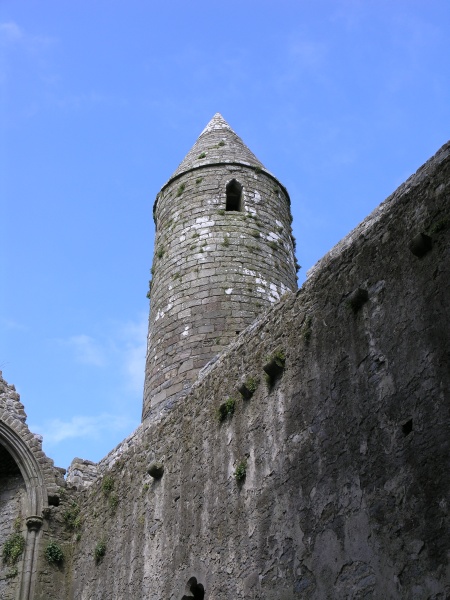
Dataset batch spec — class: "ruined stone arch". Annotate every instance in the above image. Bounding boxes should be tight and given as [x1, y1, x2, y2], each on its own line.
[0, 420, 47, 600]
[0, 421, 47, 514]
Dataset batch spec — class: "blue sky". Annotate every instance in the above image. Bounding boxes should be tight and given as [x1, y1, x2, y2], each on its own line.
[1, 1, 449, 470]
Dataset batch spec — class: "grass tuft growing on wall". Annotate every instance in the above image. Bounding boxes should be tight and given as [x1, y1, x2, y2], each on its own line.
[63, 502, 82, 531]
[102, 476, 114, 495]
[217, 397, 236, 422]
[234, 459, 247, 482]
[94, 541, 106, 563]
[2, 533, 25, 566]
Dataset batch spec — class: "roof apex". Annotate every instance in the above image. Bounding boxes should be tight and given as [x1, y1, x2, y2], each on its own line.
[166, 113, 267, 183]
[199, 113, 233, 136]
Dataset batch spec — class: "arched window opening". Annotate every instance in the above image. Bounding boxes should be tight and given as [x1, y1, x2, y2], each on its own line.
[0, 443, 22, 478]
[0, 444, 26, 597]
[181, 576, 205, 599]
[0, 422, 47, 600]
[226, 180, 242, 212]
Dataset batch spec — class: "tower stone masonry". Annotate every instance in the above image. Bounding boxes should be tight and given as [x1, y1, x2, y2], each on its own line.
[143, 113, 298, 419]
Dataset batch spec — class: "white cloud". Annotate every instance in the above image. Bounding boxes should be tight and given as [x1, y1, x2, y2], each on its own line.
[66, 334, 106, 367]
[0, 20, 55, 48]
[273, 36, 328, 93]
[32, 413, 136, 445]
[50, 91, 129, 112]
[0, 21, 122, 113]
[124, 342, 146, 395]
[0, 317, 27, 331]
[119, 314, 147, 395]
[0, 21, 56, 87]
[0, 22, 23, 43]
[289, 38, 327, 70]
[58, 313, 147, 391]
[330, 0, 366, 30]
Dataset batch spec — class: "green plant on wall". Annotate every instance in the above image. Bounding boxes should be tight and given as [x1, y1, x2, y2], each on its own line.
[2, 532, 25, 566]
[176, 183, 185, 197]
[245, 377, 258, 393]
[239, 376, 259, 400]
[102, 475, 114, 495]
[13, 517, 21, 532]
[44, 542, 64, 565]
[234, 459, 247, 482]
[198, 152, 206, 159]
[94, 540, 106, 563]
[272, 349, 285, 366]
[263, 349, 286, 388]
[217, 397, 236, 422]
[156, 246, 165, 259]
[290, 234, 297, 251]
[63, 501, 82, 531]
[302, 317, 312, 344]
[109, 494, 119, 513]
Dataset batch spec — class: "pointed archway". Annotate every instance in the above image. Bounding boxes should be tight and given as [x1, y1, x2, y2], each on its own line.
[0, 421, 48, 600]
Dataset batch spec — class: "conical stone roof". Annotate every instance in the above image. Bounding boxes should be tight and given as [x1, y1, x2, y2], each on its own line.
[168, 113, 267, 182]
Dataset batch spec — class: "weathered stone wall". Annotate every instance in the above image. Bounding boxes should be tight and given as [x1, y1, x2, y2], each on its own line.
[0, 373, 67, 600]
[143, 115, 297, 419]
[66, 458, 98, 489]
[39, 141, 449, 599]
[0, 446, 26, 599]
[32, 486, 81, 600]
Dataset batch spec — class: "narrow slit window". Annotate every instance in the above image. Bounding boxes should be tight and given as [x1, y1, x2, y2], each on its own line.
[226, 180, 243, 212]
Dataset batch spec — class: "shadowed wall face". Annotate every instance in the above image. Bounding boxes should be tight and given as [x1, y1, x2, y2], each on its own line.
[0, 445, 26, 598]
[66, 143, 449, 599]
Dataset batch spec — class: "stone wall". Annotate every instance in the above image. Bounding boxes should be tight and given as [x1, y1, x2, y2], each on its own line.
[0, 373, 67, 600]
[34, 141, 450, 599]
[0, 446, 27, 599]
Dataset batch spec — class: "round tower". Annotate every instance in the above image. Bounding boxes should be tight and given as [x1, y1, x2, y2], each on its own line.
[143, 113, 298, 420]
